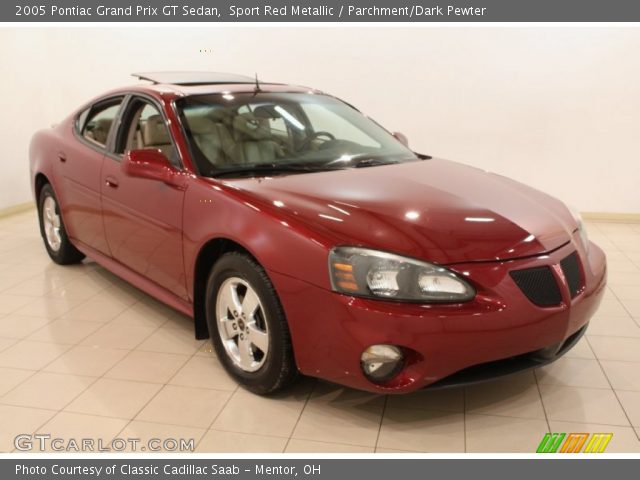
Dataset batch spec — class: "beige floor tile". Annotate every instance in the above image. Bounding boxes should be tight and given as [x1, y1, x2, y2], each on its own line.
[0, 294, 37, 315]
[136, 385, 231, 428]
[535, 358, 610, 389]
[45, 277, 104, 303]
[386, 387, 464, 413]
[378, 407, 465, 453]
[587, 314, 640, 338]
[0, 340, 69, 370]
[105, 351, 190, 383]
[111, 300, 175, 328]
[62, 297, 133, 323]
[0, 404, 56, 452]
[616, 390, 640, 427]
[0, 337, 17, 353]
[65, 378, 162, 419]
[213, 382, 312, 437]
[375, 447, 417, 453]
[465, 414, 549, 453]
[26, 319, 103, 344]
[588, 336, 640, 362]
[80, 323, 157, 350]
[563, 337, 596, 359]
[0, 315, 51, 339]
[44, 345, 129, 377]
[539, 384, 629, 426]
[169, 355, 238, 391]
[196, 342, 216, 357]
[37, 412, 128, 452]
[0, 367, 35, 396]
[2, 276, 61, 298]
[601, 361, 640, 391]
[605, 260, 640, 274]
[292, 385, 384, 447]
[118, 420, 204, 452]
[465, 380, 546, 419]
[99, 284, 145, 307]
[621, 300, 640, 318]
[136, 326, 204, 355]
[607, 271, 640, 287]
[596, 297, 631, 317]
[285, 438, 373, 453]
[609, 285, 640, 301]
[2, 372, 95, 410]
[13, 297, 80, 319]
[197, 430, 287, 453]
[548, 420, 640, 453]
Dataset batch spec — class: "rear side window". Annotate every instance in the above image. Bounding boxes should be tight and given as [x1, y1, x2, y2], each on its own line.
[80, 98, 123, 148]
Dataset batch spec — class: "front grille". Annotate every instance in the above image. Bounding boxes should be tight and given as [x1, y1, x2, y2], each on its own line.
[510, 266, 562, 307]
[560, 251, 582, 298]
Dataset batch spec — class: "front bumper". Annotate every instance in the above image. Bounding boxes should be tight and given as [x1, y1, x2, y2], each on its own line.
[271, 239, 607, 393]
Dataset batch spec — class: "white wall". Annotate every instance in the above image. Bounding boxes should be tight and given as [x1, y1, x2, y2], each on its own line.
[1, 27, 639, 213]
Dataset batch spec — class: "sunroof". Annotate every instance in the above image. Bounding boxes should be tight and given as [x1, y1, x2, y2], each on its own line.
[132, 71, 256, 85]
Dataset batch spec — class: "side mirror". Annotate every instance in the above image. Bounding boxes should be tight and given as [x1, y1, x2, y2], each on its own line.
[393, 132, 409, 148]
[122, 149, 185, 189]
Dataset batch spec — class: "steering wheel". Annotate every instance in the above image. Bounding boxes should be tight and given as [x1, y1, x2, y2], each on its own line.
[298, 131, 335, 151]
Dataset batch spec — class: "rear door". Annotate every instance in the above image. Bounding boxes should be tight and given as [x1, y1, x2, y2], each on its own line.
[100, 95, 188, 299]
[57, 96, 124, 254]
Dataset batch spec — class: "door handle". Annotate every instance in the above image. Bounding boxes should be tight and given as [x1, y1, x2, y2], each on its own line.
[105, 176, 119, 188]
[57, 152, 67, 163]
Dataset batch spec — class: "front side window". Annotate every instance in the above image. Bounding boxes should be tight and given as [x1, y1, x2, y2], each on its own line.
[117, 99, 179, 166]
[81, 98, 123, 148]
[176, 93, 418, 177]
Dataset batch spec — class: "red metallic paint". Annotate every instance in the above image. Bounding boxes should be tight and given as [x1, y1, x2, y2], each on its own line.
[29, 81, 607, 393]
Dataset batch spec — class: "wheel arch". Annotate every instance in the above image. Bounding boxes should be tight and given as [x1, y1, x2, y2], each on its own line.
[34, 173, 50, 203]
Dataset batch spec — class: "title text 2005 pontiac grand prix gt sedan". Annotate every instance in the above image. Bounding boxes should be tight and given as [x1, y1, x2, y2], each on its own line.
[29, 72, 606, 394]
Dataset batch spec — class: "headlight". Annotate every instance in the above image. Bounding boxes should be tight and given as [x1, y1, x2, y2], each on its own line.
[329, 247, 475, 302]
[568, 206, 589, 251]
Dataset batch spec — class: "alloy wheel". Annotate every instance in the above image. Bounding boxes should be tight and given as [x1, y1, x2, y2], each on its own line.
[216, 277, 270, 372]
[42, 195, 62, 252]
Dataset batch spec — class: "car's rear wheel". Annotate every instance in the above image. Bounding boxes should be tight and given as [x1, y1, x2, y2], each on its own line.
[38, 184, 85, 265]
[205, 252, 298, 394]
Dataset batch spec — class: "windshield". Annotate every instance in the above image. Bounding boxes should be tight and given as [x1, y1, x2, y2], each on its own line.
[175, 92, 419, 177]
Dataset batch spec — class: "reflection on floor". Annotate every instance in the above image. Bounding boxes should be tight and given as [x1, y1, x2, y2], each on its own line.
[0, 209, 639, 453]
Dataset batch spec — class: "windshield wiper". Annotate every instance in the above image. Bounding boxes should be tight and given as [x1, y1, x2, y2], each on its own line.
[212, 163, 344, 178]
[352, 157, 399, 168]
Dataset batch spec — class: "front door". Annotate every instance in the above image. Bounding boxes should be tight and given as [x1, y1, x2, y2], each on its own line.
[100, 96, 187, 299]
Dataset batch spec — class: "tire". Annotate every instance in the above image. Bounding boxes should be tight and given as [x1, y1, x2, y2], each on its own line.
[38, 183, 85, 265]
[205, 252, 298, 394]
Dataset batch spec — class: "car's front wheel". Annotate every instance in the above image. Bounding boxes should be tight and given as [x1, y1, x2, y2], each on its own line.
[38, 184, 85, 265]
[205, 252, 298, 394]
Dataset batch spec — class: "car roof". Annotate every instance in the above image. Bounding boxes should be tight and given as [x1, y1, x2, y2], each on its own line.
[127, 71, 321, 97]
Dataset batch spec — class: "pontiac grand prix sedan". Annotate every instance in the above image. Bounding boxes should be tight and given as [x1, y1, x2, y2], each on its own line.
[29, 72, 606, 394]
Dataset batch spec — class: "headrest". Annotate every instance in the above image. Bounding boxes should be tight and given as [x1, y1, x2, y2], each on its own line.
[91, 118, 112, 143]
[233, 112, 271, 141]
[187, 114, 216, 135]
[143, 115, 171, 146]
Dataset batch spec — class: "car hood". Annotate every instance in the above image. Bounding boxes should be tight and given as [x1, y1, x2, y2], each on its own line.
[224, 158, 577, 264]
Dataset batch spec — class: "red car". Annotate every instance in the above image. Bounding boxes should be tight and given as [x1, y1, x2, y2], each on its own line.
[29, 72, 606, 394]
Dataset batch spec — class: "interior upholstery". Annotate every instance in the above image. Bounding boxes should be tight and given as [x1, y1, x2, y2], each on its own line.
[143, 115, 174, 157]
[188, 111, 235, 168]
[231, 112, 283, 164]
[86, 118, 113, 145]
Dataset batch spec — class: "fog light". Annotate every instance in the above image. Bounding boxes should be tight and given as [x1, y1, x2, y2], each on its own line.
[360, 345, 404, 383]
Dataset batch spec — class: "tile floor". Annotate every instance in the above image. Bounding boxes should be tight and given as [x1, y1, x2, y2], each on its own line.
[0, 209, 639, 453]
